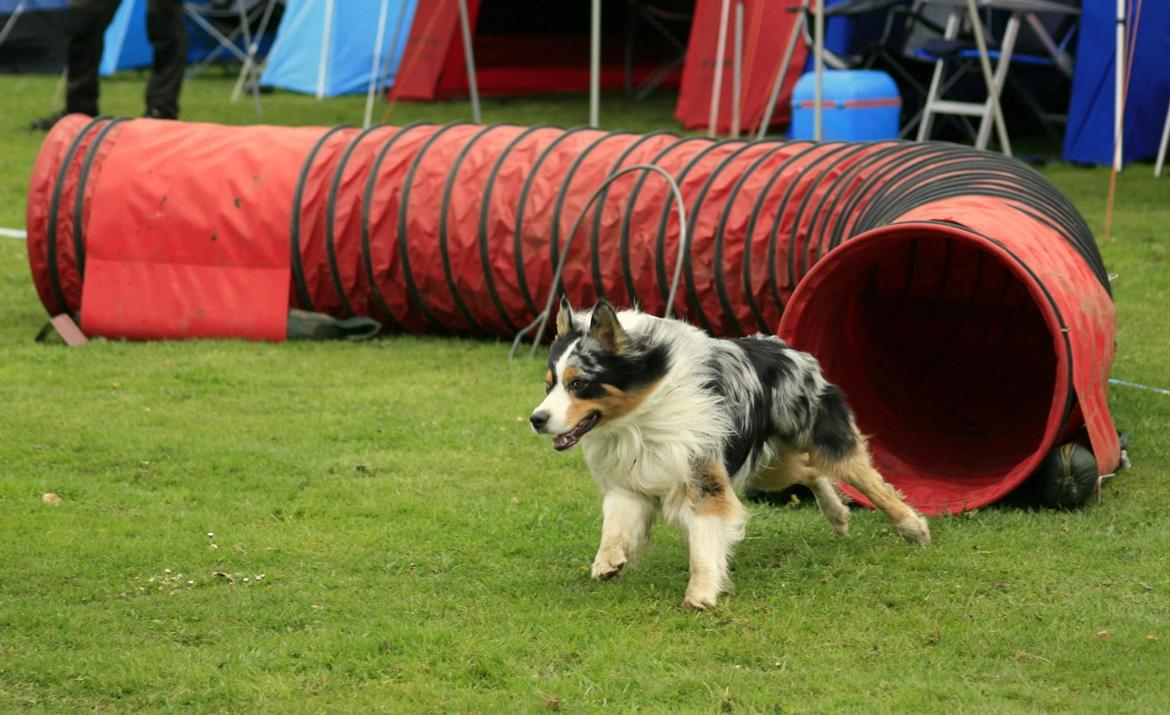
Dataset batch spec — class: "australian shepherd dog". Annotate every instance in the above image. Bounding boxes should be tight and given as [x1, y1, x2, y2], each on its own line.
[530, 298, 931, 609]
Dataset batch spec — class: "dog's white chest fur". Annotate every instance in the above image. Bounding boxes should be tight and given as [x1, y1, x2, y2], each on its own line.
[580, 362, 735, 518]
[583, 425, 692, 497]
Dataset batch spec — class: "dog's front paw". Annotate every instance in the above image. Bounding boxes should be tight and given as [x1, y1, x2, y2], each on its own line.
[682, 587, 719, 611]
[682, 577, 721, 610]
[590, 548, 627, 580]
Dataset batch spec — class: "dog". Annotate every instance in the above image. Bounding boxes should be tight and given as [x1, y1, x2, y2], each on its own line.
[530, 298, 930, 610]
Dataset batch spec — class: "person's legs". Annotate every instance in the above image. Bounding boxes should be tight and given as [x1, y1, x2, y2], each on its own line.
[145, 0, 186, 118]
[65, 0, 122, 116]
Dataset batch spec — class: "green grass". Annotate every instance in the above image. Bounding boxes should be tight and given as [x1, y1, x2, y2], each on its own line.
[2, 73, 1169, 713]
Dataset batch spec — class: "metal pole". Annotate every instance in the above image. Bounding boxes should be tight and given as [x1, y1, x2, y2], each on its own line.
[0, 1, 27, 48]
[363, 0, 392, 129]
[731, 2, 743, 138]
[236, 0, 262, 115]
[366, 0, 411, 129]
[232, 0, 280, 107]
[1113, 0, 1125, 172]
[972, 13, 1019, 152]
[590, 0, 601, 127]
[708, 0, 731, 137]
[757, 1, 807, 140]
[965, 0, 1010, 155]
[317, 0, 335, 100]
[813, 0, 824, 141]
[457, 0, 481, 124]
[1156, 98, 1170, 177]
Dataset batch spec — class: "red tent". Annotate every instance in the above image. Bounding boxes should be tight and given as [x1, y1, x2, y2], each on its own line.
[391, 0, 686, 101]
[675, 0, 808, 133]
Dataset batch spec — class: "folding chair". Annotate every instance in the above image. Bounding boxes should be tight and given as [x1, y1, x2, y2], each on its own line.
[755, 0, 936, 139]
[183, 0, 282, 114]
[913, 0, 1078, 153]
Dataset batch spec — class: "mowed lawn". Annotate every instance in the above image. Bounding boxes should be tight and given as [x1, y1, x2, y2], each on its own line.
[1, 73, 1169, 713]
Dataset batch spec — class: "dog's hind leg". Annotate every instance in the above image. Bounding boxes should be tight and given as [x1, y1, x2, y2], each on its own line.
[591, 488, 657, 580]
[804, 386, 930, 545]
[809, 431, 930, 546]
[750, 452, 851, 536]
[676, 460, 748, 610]
[808, 473, 851, 536]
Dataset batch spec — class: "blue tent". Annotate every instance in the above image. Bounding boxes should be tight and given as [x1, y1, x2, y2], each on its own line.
[260, 0, 416, 97]
[99, 0, 254, 76]
[1062, 0, 1170, 165]
[99, 0, 151, 75]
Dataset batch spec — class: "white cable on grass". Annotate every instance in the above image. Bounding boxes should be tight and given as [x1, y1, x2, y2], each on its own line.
[0, 227, 27, 240]
[1109, 378, 1170, 397]
[509, 164, 689, 359]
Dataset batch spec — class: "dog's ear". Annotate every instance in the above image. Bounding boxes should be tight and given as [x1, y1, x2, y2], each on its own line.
[556, 295, 574, 337]
[589, 300, 625, 354]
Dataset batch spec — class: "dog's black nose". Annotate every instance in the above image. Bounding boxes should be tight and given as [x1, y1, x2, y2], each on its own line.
[530, 411, 549, 432]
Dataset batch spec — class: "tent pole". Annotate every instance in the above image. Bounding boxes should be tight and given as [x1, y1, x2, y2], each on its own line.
[1112, 0, 1125, 173]
[1156, 98, 1170, 178]
[364, 0, 392, 129]
[457, 0, 481, 124]
[0, 1, 26, 48]
[1105, 0, 1135, 242]
[590, 0, 600, 127]
[813, 0, 824, 141]
[757, 0, 807, 140]
[708, 0, 731, 137]
[367, 0, 411, 129]
[731, 1, 743, 138]
[318, 0, 335, 100]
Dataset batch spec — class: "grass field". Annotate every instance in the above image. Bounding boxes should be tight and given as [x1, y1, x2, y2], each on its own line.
[1, 73, 1169, 713]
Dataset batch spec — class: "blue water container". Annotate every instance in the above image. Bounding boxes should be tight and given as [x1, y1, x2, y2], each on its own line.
[791, 70, 902, 141]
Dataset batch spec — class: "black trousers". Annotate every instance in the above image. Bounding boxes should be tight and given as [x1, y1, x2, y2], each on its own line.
[66, 0, 186, 118]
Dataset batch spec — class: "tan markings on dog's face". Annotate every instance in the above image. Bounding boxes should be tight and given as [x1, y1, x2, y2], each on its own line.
[561, 363, 663, 428]
[545, 369, 554, 391]
[691, 460, 737, 517]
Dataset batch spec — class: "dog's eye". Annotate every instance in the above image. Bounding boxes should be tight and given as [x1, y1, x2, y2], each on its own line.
[568, 379, 586, 391]
[545, 382, 553, 394]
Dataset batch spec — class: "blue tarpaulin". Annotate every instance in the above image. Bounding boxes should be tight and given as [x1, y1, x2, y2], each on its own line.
[260, 0, 416, 97]
[1062, 0, 1170, 165]
[99, 0, 151, 75]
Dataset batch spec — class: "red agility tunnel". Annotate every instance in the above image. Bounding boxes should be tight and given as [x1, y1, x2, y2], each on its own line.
[26, 115, 1120, 514]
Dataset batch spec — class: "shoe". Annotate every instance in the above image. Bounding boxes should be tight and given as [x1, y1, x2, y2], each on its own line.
[144, 107, 177, 120]
[29, 109, 70, 131]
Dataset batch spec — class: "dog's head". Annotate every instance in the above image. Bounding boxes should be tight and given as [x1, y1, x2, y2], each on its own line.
[530, 298, 670, 450]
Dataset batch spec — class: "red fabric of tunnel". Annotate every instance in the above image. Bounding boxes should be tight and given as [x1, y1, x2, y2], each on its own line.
[25, 116, 1120, 514]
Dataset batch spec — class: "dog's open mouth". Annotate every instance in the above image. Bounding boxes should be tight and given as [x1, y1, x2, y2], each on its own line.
[553, 411, 601, 451]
